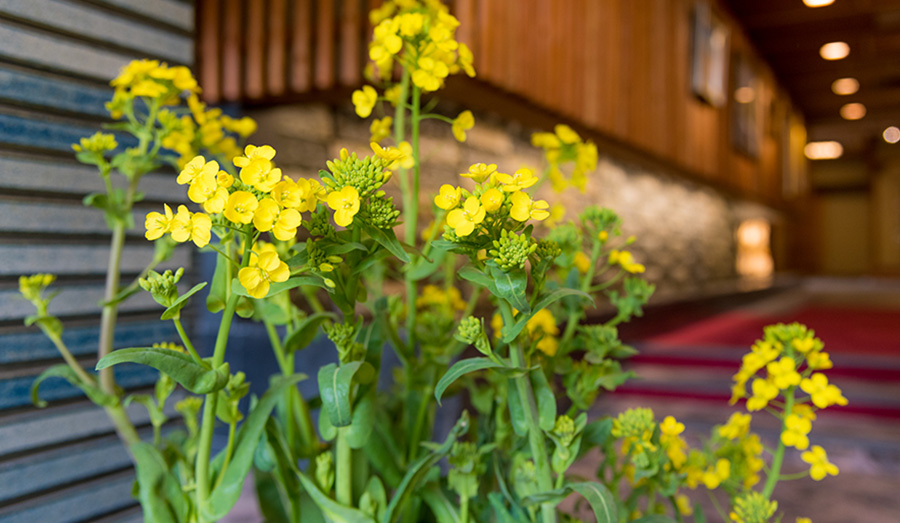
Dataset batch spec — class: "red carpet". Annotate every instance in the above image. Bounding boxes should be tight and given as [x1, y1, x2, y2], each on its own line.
[644, 306, 900, 356]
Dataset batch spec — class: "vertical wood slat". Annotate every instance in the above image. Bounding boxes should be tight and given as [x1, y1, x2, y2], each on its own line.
[267, 0, 288, 96]
[315, 0, 335, 89]
[197, 0, 221, 103]
[291, 0, 312, 93]
[221, 0, 243, 100]
[339, 0, 362, 87]
[244, 0, 266, 99]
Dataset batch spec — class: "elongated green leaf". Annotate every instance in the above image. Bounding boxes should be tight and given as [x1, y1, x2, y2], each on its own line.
[345, 394, 375, 449]
[31, 364, 116, 407]
[326, 241, 369, 256]
[231, 275, 329, 298]
[502, 288, 593, 343]
[283, 312, 337, 354]
[434, 357, 505, 405]
[318, 361, 375, 428]
[296, 469, 375, 523]
[131, 441, 190, 523]
[96, 347, 228, 395]
[531, 369, 556, 432]
[524, 482, 617, 523]
[420, 484, 459, 523]
[404, 248, 444, 281]
[253, 470, 290, 523]
[203, 373, 306, 520]
[381, 412, 470, 523]
[207, 252, 229, 313]
[363, 422, 403, 488]
[457, 265, 493, 289]
[506, 378, 528, 437]
[161, 282, 208, 320]
[359, 221, 410, 263]
[351, 249, 390, 275]
[489, 264, 530, 314]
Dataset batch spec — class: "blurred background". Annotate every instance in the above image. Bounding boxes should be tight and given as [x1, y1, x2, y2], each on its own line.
[0, 0, 898, 521]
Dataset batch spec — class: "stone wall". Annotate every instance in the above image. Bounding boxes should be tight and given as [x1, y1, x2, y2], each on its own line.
[247, 103, 743, 298]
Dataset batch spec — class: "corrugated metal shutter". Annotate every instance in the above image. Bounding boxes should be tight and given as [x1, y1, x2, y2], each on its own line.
[0, 1, 196, 521]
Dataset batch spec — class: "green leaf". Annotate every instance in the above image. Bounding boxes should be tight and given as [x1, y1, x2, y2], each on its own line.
[31, 364, 116, 408]
[582, 418, 613, 449]
[318, 361, 375, 428]
[434, 357, 505, 405]
[206, 252, 228, 313]
[359, 221, 409, 263]
[253, 470, 290, 523]
[203, 373, 306, 520]
[632, 516, 678, 523]
[131, 441, 190, 523]
[488, 264, 530, 314]
[318, 402, 337, 441]
[404, 248, 445, 281]
[160, 282, 207, 320]
[489, 492, 525, 523]
[102, 285, 141, 307]
[96, 347, 228, 395]
[531, 369, 556, 432]
[345, 394, 375, 449]
[351, 249, 390, 275]
[124, 394, 166, 428]
[502, 288, 593, 344]
[458, 265, 493, 289]
[381, 412, 470, 523]
[296, 469, 376, 523]
[283, 312, 337, 354]
[326, 241, 369, 256]
[420, 484, 459, 523]
[506, 379, 528, 437]
[567, 482, 617, 523]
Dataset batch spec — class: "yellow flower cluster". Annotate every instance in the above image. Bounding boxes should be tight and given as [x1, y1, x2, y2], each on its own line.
[366, 0, 475, 89]
[435, 163, 549, 237]
[416, 284, 467, 311]
[608, 249, 646, 274]
[659, 415, 688, 469]
[531, 124, 598, 193]
[108, 59, 198, 113]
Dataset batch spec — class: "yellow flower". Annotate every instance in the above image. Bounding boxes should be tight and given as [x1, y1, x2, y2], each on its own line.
[796, 518, 812, 523]
[608, 250, 646, 274]
[434, 184, 462, 210]
[271, 178, 302, 209]
[806, 350, 833, 370]
[412, 56, 449, 92]
[253, 198, 281, 232]
[216, 170, 234, 188]
[461, 163, 497, 184]
[73, 132, 117, 153]
[272, 208, 302, 241]
[398, 12, 425, 37]
[326, 186, 361, 227]
[145, 203, 174, 241]
[370, 116, 393, 142]
[781, 414, 811, 450]
[718, 412, 751, 440]
[675, 495, 693, 516]
[792, 336, 816, 354]
[526, 309, 559, 357]
[660, 416, 685, 436]
[238, 251, 289, 299]
[480, 188, 503, 212]
[573, 251, 591, 274]
[169, 205, 211, 248]
[766, 356, 801, 390]
[446, 196, 485, 237]
[457, 43, 475, 77]
[295, 178, 319, 212]
[352, 85, 378, 118]
[221, 115, 257, 137]
[309, 179, 327, 202]
[702, 458, 731, 489]
[746, 378, 779, 411]
[800, 373, 848, 409]
[224, 191, 259, 224]
[496, 167, 538, 192]
[555, 124, 581, 144]
[384, 84, 403, 107]
[370, 142, 409, 169]
[177, 156, 218, 185]
[532, 132, 561, 149]
[397, 141, 415, 169]
[792, 403, 818, 422]
[509, 191, 550, 222]
[451, 110, 474, 142]
[801, 445, 838, 481]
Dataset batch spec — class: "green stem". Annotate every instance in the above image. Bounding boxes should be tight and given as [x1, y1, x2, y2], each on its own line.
[460, 496, 469, 523]
[173, 317, 204, 365]
[559, 239, 603, 348]
[336, 427, 353, 506]
[98, 220, 127, 393]
[707, 490, 729, 522]
[507, 334, 555, 523]
[212, 420, 237, 491]
[47, 333, 96, 386]
[668, 495, 684, 523]
[762, 388, 794, 499]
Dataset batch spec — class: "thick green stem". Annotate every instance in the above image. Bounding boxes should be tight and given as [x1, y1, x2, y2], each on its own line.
[336, 427, 353, 506]
[762, 388, 794, 499]
[460, 496, 469, 523]
[98, 222, 127, 393]
[174, 317, 204, 365]
[509, 341, 556, 523]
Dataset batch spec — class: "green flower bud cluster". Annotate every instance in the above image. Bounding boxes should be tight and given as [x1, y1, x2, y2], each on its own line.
[579, 324, 637, 363]
[548, 413, 587, 476]
[324, 321, 363, 363]
[448, 442, 483, 500]
[324, 152, 389, 198]
[611, 407, 655, 440]
[563, 359, 629, 410]
[489, 229, 536, 271]
[512, 457, 538, 499]
[315, 452, 335, 493]
[306, 240, 342, 273]
[580, 205, 621, 233]
[545, 222, 581, 255]
[455, 316, 492, 357]
[175, 396, 203, 436]
[218, 371, 250, 424]
[359, 193, 400, 229]
[730, 492, 778, 523]
[306, 207, 336, 237]
[72, 131, 118, 154]
[534, 239, 561, 263]
[553, 415, 576, 447]
[139, 268, 185, 308]
[19, 274, 56, 308]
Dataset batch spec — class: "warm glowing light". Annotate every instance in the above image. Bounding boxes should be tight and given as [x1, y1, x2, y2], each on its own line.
[831, 77, 859, 95]
[804, 141, 843, 160]
[884, 126, 900, 144]
[803, 0, 835, 7]
[736, 219, 773, 280]
[819, 42, 850, 60]
[734, 86, 755, 104]
[840, 103, 866, 120]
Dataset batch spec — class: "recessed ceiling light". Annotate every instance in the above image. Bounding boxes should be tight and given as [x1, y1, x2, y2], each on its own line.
[840, 103, 866, 120]
[832, 77, 859, 95]
[803, 0, 835, 7]
[734, 86, 755, 104]
[884, 126, 900, 144]
[820, 42, 850, 60]
[804, 141, 843, 160]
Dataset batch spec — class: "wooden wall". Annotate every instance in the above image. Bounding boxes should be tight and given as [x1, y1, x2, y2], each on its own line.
[0, 1, 194, 521]
[197, 0, 807, 207]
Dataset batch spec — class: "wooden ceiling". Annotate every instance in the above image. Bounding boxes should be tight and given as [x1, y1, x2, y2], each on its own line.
[726, 0, 900, 156]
